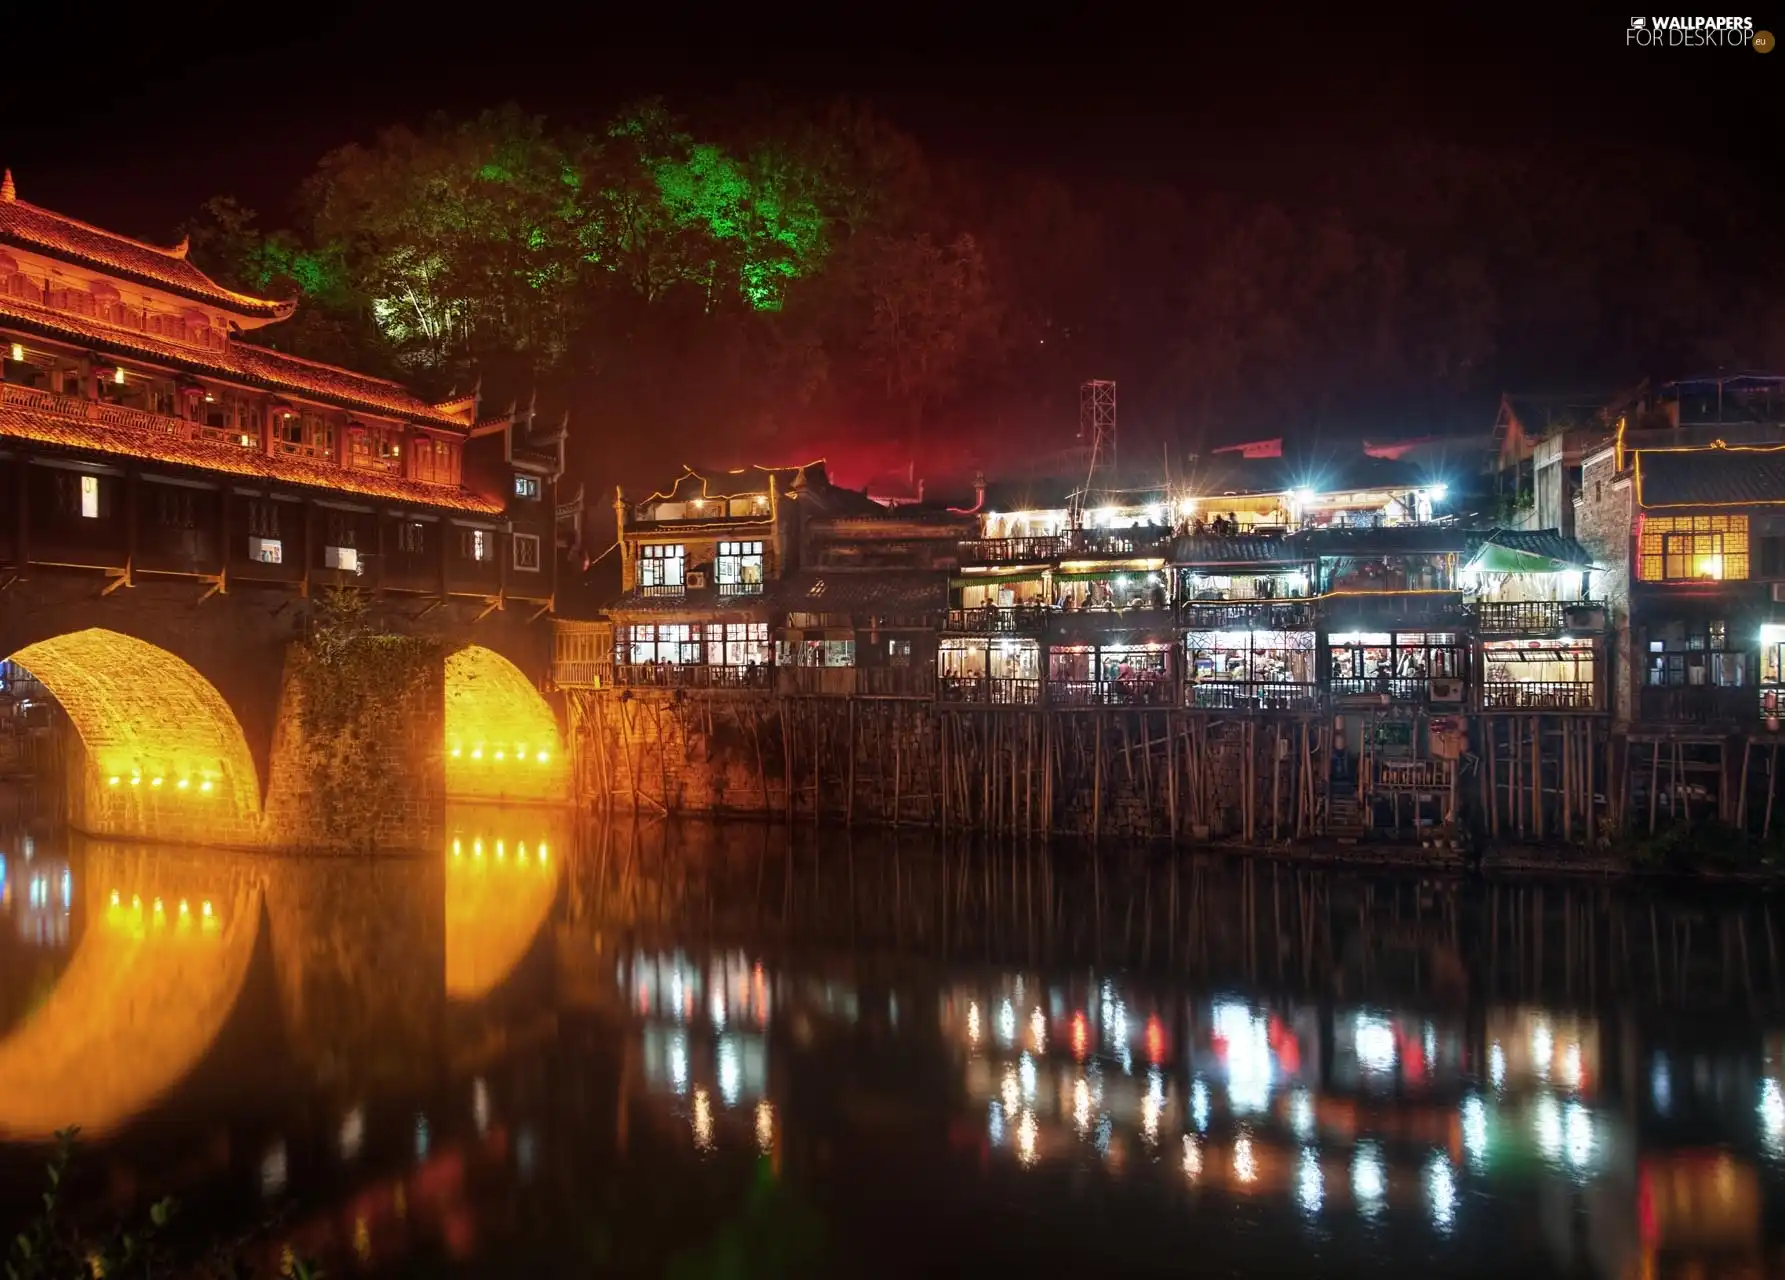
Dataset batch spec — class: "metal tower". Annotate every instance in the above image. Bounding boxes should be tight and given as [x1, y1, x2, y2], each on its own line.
[1074, 380, 1117, 522]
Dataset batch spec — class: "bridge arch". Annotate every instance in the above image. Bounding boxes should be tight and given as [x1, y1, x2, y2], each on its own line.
[442, 644, 569, 803]
[8, 629, 262, 845]
[0, 844, 263, 1140]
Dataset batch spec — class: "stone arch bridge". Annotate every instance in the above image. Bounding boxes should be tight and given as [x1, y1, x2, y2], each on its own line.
[0, 575, 570, 848]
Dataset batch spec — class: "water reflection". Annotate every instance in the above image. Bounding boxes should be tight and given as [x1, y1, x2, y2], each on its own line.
[5, 811, 1785, 1275]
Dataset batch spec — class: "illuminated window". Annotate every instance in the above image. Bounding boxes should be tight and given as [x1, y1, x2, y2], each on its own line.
[79, 474, 99, 519]
[398, 521, 426, 554]
[515, 475, 541, 500]
[460, 528, 491, 562]
[1637, 515, 1749, 582]
[702, 622, 771, 667]
[639, 543, 685, 590]
[513, 533, 542, 571]
[715, 540, 764, 593]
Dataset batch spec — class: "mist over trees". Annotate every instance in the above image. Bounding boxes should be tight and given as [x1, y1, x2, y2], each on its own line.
[182, 96, 1785, 501]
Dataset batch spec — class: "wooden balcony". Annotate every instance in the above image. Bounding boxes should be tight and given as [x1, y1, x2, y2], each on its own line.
[945, 605, 1050, 634]
[1480, 681, 1598, 711]
[938, 676, 1042, 706]
[1178, 600, 1315, 631]
[1637, 684, 1755, 728]
[1062, 527, 1173, 558]
[1322, 590, 1467, 628]
[1332, 676, 1467, 704]
[1182, 680, 1322, 712]
[957, 536, 1063, 565]
[1, 382, 196, 438]
[1473, 600, 1607, 634]
[613, 663, 773, 691]
[1047, 678, 1175, 708]
[855, 666, 936, 698]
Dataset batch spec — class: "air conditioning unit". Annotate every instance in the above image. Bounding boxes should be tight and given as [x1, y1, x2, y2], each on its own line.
[248, 536, 282, 565]
[1771, 583, 1785, 603]
[686, 570, 708, 589]
[324, 545, 360, 573]
[1429, 678, 1464, 702]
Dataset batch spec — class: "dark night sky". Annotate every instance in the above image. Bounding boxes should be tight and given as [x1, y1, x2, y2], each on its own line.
[3, 5, 1779, 241]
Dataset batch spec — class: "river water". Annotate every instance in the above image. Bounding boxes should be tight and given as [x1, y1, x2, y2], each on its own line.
[0, 795, 1782, 1277]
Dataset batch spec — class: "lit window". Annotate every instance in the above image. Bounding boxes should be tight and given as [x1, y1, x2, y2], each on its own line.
[715, 540, 764, 593]
[1637, 515, 1749, 582]
[515, 475, 541, 499]
[79, 474, 99, 519]
[639, 543, 686, 590]
[460, 529, 491, 562]
[513, 532, 542, 571]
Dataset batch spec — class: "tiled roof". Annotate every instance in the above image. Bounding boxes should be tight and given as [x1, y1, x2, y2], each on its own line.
[1470, 529, 1596, 568]
[0, 191, 293, 320]
[0, 294, 472, 428]
[0, 399, 502, 514]
[1636, 446, 1785, 509]
[1170, 534, 1302, 565]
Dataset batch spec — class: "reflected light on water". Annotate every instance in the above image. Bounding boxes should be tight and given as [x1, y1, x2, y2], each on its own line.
[967, 1001, 981, 1047]
[997, 999, 1016, 1048]
[1016, 1110, 1039, 1167]
[1354, 1013, 1397, 1078]
[1560, 1041, 1582, 1092]
[473, 1077, 489, 1135]
[1191, 1077, 1211, 1133]
[1182, 1134, 1203, 1181]
[988, 1101, 1005, 1147]
[1427, 1154, 1457, 1231]
[1142, 1068, 1164, 1146]
[1001, 1066, 1020, 1119]
[1461, 1095, 1487, 1166]
[1297, 1147, 1322, 1216]
[1353, 1143, 1386, 1217]
[1030, 1007, 1046, 1053]
[692, 1088, 714, 1151]
[718, 1037, 741, 1107]
[755, 1100, 774, 1154]
[1652, 1057, 1673, 1116]
[1233, 1134, 1257, 1184]
[1019, 1052, 1037, 1103]
[1070, 1010, 1088, 1060]
[339, 1106, 364, 1161]
[1490, 1042, 1507, 1092]
[1564, 1102, 1594, 1169]
[1073, 1076, 1091, 1137]
[1531, 1021, 1553, 1082]
[1535, 1093, 1563, 1162]
[260, 1142, 287, 1197]
[1213, 1003, 1273, 1115]
[1290, 1088, 1315, 1141]
[1761, 1078, 1785, 1157]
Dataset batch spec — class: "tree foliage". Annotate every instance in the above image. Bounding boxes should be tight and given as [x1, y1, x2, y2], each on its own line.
[187, 96, 1785, 495]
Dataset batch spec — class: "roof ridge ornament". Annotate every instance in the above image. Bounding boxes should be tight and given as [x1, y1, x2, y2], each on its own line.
[169, 234, 189, 259]
[0, 170, 14, 202]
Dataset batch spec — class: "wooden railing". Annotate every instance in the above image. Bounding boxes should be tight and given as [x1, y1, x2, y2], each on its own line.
[938, 676, 1042, 706]
[1183, 681, 1322, 711]
[2, 382, 196, 437]
[1321, 591, 1467, 626]
[1178, 600, 1315, 630]
[1473, 600, 1606, 633]
[1331, 676, 1461, 703]
[945, 605, 1050, 634]
[1063, 527, 1173, 557]
[1638, 684, 1755, 726]
[1480, 681, 1597, 710]
[957, 536, 1063, 564]
[552, 660, 614, 689]
[715, 581, 763, 596]
[613, 663, 773, 690]
[1047, 678, 1175, 708]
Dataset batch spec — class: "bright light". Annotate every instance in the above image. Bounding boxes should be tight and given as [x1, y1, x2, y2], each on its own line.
[1354, 1013, 1397, 1076]
[1191, 1076, 1211, 1132]
[1178, 497, 1197, 517]
[1290, 1088, 1316, 1140]
[1292, 488, 1314, 506]
[998, 999, 1016, 1046]
[1019, 1052, 1037, 1101]
[1353, 1143, 1386, 1215]
[1761, 1079, 1784, 1154]
[1427, 1154, 1457, 1230]
[967, 1001, 981, 1045]
[1297, 1148, 1323, 1216]
[1565, 1102, 1594, 1169]
[1144, 504, 1164, 524]
[1182, 1134, 1203, 1180]
[692, 1087, 714, 1151]
[756, 1100, 774, 1153]
[1462, 1095, 1488, 1164]
[1073, 1077, 1091, 1136]
[1234, 1135, 1258, 1183]
[1490, 1042, 1506, 1090]
[1030, 1007, 1046, 1051]
[1016, 1110, 1038, 1167]
[1429, 483, 1449, 502]
[1142, 1068, 1165, 1145]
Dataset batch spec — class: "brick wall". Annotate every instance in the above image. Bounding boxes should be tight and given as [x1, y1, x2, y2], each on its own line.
[262, 646, 445, 852]
[1574, 446, 1634, 725]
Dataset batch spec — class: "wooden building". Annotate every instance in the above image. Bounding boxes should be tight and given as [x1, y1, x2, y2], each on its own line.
[0, 172, 563, 607]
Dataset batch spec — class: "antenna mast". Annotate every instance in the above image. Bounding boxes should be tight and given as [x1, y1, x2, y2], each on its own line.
[1075, 379, 1117, 524]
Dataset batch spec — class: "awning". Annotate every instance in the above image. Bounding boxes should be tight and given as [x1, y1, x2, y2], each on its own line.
[1470, 544, 1580, 574]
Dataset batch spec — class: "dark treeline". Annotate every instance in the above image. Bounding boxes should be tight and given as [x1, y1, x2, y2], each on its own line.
[182, 95, 1785, 504]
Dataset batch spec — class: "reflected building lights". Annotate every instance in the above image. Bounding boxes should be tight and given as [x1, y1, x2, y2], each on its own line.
[1427, 1154, 1457, 1231]
[1297, 1147, 1322, 1216]
[1030, 1007, 1046, 1052]
[1565, 1102, 1594, 1169]
[1535, 1093, 1563, 1162]
[1142, 1068, 1165, 1146]
[1290, 1088, 1315, 1141]
[1019, 1052, 1037, 1102]
[988, 1100, 1006, 1147]
[1532, 1021, 1553, 1081]
[1234, 1134, 1257, 1184]
[998, 999, 1016, 1047]
[1070, 1010, 1089, 1060]
[1182, 1134, 1203, 1181]
[1354, 1013, 1397, 1078]
[1561, 1041, 1582, 1092]
[692, 1087, 714, 1151]
[1073, 1076, 1092, 1137]
[1353, 1143, 1386, 1216]
[1016, 1110, 1039, 1167]
[473, 1078, 489, 1135]
[339, 1107, 364, 1161]
[670, 1032, 689, 1095]
[967, 1001, 981, 1047]
[1191, 1077, 1211, 1133]
[1761, 1078, 1785, 1156]
[1490, 1042, 1507, 1092]
[414, 1113, 430, 1160]
[1652, 1057, 1673, 1116]
[260, 1142, 288, 1197]
[1461, 1095, 1487, 1166]
[1001, 1067, 1020, 1119]
[719, 1037, 742, 1107]
[755, 1100, 775, 1154]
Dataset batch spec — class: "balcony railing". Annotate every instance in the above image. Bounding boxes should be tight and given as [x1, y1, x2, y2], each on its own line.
[1638, 684, 1756, 726]
[938, 676, 1042, 706]
[1480, 681, 1598, 711]
[1331, 676, 1464, 703]
[715, 580, 763, 597]
[1047, 678, 1175, 708]
[946, 605, 1050, 634]
[1321, 590, 1467, 627]
[1473, 600, 1607, 633]
[1183, 680, 1322, 711]
[551, 660, 614, 689]
[613, 663, 772, 690]
[957, 536, 1064, 565]
[3, 381, 211, 438]
[637, 583, 686, 598]
[1062, 527, 1173, 558]
[1178, 600, 1316, 631]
